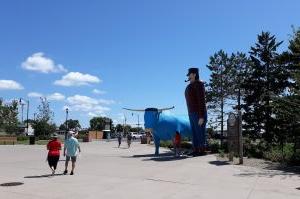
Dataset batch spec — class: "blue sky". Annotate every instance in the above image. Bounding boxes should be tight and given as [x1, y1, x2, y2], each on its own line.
[0, 0, 299, 128]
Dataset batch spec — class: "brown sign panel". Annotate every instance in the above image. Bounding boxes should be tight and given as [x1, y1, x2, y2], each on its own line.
[227, 113, 239, 156]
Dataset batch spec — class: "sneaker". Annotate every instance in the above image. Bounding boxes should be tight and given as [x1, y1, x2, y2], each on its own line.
[63, 170, 68, 175]
[70, 171, 74, 175]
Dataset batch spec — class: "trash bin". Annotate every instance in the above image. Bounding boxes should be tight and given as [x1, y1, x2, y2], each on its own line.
[29, 136, 35, 145]
[141, 136, 147, 144]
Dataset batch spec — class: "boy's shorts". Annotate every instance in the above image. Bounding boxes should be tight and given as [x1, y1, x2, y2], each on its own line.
[66, 156, 77, 162]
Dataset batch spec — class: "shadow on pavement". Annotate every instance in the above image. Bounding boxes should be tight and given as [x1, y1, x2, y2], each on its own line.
[209, 160, 230, 166]
[131, 152, 174, 158]
[24, 173, 64, 178]
[234, 163, 300, 179]
[122, 152, 191, 162]
[143, 155, 189, 162]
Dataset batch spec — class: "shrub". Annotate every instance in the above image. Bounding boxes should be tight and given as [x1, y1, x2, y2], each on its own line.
[208, 139, 221, 153]
[243, 138, 267, 158]
[17, 136, 29, 141]
[263, 144, 294, 162]
[160, 140, 173, 148]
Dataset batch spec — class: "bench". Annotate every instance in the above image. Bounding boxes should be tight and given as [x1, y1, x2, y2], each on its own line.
[0, 136, 17, 145]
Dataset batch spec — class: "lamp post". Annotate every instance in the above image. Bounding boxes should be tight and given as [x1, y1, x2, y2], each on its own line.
[65, 108, 69, 140]
[19, 98, 29, 135]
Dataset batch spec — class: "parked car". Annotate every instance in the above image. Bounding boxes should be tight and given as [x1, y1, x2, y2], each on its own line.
[131, 132, 142, 140]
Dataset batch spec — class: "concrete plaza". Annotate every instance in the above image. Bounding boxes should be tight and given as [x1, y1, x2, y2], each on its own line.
[0, 140, 299, 199]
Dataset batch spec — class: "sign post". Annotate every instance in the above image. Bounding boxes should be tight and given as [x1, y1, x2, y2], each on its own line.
[227, 112, 243, 164]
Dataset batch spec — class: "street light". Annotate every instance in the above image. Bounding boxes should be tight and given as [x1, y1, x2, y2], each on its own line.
[19, 98, 29, 135]
[65, 108, 69, 140]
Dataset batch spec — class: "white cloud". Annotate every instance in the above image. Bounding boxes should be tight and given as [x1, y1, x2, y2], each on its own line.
[0, 80, 24, 90]
[47, 93, 65, 101]
[65, 95, 111, 115]
[28, 92, 43, 98]
[88, 112, 98, 117]
[98, 99, 115, 105]
[54, 72, 101, 87]
[67, 95, 98, 106]
[27, 92, 65, 101]
[22, 52, 67, 73]
[92, 89, 106, 95]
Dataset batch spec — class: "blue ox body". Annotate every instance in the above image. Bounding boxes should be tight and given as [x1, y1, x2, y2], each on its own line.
[124, 107, 192, 155]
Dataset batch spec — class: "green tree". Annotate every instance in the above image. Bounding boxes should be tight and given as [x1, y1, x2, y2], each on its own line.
[90, 117, 112, 131]
[241, 32, 290, 144]
[32, 97, 56, 138]
[123, 125, 131, 134]
[275, 27, 300, 155]
[59, 119, 81, 130]
[0, 99, 19, 134]
[130, 127, 143, 132]
[115, 124, 123, 132]
[206, 50, 233, 136]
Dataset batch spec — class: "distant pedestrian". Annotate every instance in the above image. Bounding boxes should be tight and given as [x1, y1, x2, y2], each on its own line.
[47, 133, 62, 175]
[173, 131, 181, 157]
[127, 133, 132, 148]
[64, 131, 81, 175]
[117, 133, 122, 148]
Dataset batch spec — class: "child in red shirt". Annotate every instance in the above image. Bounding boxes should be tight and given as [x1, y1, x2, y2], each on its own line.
[173, 131, 181, 157]
[47, 133, 62, 175]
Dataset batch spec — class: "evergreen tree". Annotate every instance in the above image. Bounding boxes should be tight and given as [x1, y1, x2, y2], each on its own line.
[242, 32, 289, 144]
[206, 50, 232, 136]
[276, 27, 300, 154]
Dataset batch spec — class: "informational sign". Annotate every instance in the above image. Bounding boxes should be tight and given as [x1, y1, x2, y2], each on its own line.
[227, 113, 240, 161]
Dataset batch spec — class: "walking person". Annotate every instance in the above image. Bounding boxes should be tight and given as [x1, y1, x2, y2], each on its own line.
[185, 67, 208, 156]
[46, 133, 62, 175]
[63, 131, 81, 175]
[127, 133, 132, 148]
[117, 132, 122, 148]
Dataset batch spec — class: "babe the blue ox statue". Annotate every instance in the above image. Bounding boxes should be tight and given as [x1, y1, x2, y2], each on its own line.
[124, 107, 192, 155]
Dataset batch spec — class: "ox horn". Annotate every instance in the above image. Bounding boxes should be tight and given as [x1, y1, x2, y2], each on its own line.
[157, 106, 175, 112]
[123, 108, 145, 112]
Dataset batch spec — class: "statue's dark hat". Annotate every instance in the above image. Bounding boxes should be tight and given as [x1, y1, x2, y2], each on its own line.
[186, 68, 199, 76]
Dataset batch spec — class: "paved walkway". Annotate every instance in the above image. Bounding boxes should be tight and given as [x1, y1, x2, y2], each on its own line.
[0, 141, 299, 199]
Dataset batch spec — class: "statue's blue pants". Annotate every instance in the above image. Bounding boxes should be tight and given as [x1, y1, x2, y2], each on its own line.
[189, 112, 207, 149]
